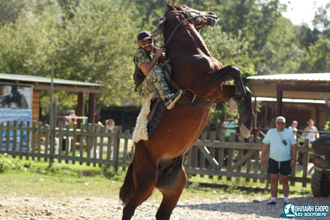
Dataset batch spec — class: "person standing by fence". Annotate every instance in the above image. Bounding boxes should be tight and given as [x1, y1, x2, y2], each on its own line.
[260, 116, 297, 205]
[288, 120, 298, 140]
[65, 110, 77, 127]
[105, 119, 115, 133]
[302, 119, 319, 143]
[105, 119, 116, 148]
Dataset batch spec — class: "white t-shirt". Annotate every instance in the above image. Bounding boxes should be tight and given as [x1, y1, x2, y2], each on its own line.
[288, 126, 297, 139]
[106, 124, 115, 132]
[305, 126, 318, 142]
[263, 128, 297, 161]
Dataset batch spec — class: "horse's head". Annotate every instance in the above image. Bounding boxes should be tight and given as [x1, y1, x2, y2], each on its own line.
[163, 0, 218, 31]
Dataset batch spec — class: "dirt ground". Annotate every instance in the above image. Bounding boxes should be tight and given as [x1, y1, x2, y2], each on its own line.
[0, 194, 329, 220]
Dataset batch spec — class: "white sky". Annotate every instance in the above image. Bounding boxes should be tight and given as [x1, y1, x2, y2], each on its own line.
[280, 0, 330, 28]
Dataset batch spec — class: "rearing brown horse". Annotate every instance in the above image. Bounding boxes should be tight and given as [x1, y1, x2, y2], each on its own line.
[120, 1, 254, 219]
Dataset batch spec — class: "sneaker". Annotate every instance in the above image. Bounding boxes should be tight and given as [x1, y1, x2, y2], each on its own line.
[284, 200, 290, 205]
[267, 200, 276, 205]
[165, 90, 183, 110]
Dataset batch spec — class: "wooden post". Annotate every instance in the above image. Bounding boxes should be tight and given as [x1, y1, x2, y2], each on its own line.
[200, 132, 206, 177]
[77, 92, 85, 125]
[226, 132, 236, 181]
[218, 131, 225, 180]
[113, 126, 121, 172]
[76, 92, 85, 145]
[253, 96, 257, 129]
[209, 131, 216, 179]
[275, 90, 283, 117]
[302, 139, 310, 187]
[88, 93, 96, 126]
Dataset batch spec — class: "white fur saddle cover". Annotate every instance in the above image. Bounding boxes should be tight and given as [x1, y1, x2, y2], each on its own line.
[132, 92, 156, 143]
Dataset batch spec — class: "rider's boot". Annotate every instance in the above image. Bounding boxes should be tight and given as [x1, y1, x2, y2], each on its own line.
[153, 65, 183, 110]
[164, 90, 183, 110]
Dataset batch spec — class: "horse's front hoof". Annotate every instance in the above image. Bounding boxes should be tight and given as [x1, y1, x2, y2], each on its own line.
[240, 123, 251, 138]
[229, 98, 238, 113]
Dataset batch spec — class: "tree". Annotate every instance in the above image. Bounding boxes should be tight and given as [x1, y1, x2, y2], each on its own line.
[313, 3, 330, 38]
[299, 37, 330, 73]
[296, 24, 320, 51]
[0, 0, 144, 116]
[0, 0, 26, 26]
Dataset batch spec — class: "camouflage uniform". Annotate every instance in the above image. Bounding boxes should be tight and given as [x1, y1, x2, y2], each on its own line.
[133, 48, 170, 100]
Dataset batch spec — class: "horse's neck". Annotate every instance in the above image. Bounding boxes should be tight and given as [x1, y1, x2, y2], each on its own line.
[167, 34, 221, 72]
[167, 25, 211, 56]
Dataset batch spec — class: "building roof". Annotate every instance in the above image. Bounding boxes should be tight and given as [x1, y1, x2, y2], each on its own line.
[247, 73, 330, 101]
[255, 97, 326, 104]
[0, 73, 104, 93]
[248, 73, 330, 82]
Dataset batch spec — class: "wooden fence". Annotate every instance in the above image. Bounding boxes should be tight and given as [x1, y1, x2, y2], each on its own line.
[0, 121, 313, 188]
[0, 120, 133, 171]
[186, 131, 313, 188]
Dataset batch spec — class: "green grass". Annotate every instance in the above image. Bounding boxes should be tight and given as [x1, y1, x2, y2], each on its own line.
[0, 156, 312, 202]
[0, 157, 125, 199]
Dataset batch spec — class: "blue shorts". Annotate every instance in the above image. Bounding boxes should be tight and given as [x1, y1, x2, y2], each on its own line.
[267, 158, 292, 175]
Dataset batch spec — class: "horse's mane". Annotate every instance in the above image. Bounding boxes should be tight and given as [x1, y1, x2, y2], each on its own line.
[155, 3, 185, 36]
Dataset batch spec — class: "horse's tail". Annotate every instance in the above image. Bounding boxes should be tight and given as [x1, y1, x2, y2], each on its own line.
[119, 162, 135, 205]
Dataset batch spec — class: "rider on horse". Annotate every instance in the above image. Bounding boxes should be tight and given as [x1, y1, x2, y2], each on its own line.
[133, 31, 182, 110]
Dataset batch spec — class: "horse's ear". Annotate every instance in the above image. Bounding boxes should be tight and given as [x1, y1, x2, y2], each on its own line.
[163, 0, 175, 10]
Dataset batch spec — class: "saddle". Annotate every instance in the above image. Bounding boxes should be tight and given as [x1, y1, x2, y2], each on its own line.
[146, 63, 215, 137]
[147, 93, 163, 124]
[132, 64, 172, 143]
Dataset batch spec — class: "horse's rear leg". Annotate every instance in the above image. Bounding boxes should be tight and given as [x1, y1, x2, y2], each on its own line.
[155, 162, 187, 220]
[218, 84, 254, 138]
[239, 86, 254, 138]
[205, 65, 246, 112]
[225, 66, 246, 113]
[122, 145, 158, 220]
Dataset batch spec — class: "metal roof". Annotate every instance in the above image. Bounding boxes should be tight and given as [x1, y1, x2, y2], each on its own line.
[256, 97, 326, 104]
[246, 73, 330, 101]
[248, 73, 330, 81]
[0, 73, 103, 93]
[0, 73, 103, 86]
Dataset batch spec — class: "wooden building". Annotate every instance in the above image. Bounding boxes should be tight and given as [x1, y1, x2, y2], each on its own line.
[247, 73, 330, 131]
[0, 73, 103, 125]
[253, 97, 327, 130]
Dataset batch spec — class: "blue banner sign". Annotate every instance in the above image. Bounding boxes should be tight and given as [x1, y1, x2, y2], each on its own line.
[1, 110, 32, 151]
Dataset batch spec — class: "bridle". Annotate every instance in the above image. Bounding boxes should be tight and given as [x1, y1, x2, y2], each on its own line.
[151, 8, 218, 110]
[153, 9, 217, 48]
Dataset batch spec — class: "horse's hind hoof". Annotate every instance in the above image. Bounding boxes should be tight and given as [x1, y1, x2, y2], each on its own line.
[229, 98, 238, 113]
[240, 124, 251, 139]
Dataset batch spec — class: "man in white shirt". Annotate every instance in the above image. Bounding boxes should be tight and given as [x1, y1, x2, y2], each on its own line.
[261, 116, 297, 205]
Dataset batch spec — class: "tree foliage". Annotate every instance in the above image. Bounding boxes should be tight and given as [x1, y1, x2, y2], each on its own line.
[0, 0, 26, 26]
[0, 0, 329, 121]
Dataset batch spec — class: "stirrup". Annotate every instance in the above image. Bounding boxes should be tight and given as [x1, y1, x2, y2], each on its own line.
[165, 90, 183, 110]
